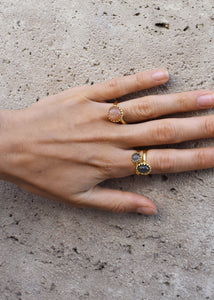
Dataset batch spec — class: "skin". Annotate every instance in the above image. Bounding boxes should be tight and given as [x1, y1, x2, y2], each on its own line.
[0, 68, 214, 215]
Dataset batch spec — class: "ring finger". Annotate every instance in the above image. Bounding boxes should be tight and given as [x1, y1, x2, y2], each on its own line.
[107, 147, 214, 178]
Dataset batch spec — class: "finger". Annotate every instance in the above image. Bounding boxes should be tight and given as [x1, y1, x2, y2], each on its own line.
[76, 186, 157, 215]
[147, 148, 214, 173]
[119, 90, 214, 123]
[111, 147, 214, 178]
[118, 115, 214, 148]
[83, 69, 169, 102]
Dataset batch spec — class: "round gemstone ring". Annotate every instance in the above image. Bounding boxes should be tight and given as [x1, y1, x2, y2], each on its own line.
[131, 152, 142, 164]
[132, 150, 152, 176]
[136, 162, 152, 176]
[107, 101, 126, 124]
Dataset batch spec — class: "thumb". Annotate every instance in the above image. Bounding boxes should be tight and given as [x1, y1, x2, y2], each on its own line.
[79, 186, 158, 215]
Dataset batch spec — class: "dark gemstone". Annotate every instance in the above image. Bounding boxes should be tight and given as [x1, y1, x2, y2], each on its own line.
[137, 163, 151, 175]
[132, 153, 141, 163]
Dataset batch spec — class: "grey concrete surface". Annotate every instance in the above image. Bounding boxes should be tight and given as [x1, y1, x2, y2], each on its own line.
[0, 0, 214, 299]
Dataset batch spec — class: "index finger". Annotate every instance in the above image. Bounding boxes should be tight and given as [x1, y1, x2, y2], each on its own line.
[83, 69, 169, 102]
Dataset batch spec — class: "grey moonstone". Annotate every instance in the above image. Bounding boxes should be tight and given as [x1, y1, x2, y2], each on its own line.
[132, 153, 141, 162]
[137, 164, 151, 174]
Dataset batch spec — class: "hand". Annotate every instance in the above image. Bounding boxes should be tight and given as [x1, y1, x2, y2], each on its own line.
[1, 69, 214, 215]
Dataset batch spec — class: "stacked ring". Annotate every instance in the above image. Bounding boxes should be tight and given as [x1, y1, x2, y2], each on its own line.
[107, 103, 152, 175]
[132, 150, 152, 176]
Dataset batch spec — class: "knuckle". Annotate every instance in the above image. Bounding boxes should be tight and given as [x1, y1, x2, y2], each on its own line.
[177, 93, 190, 109]
[98, 159, 115, 178]
[195, 149, 207, 167]
[203, 118, 214, 135]
[106, 78, 122, 91]
[135, 99, 154, 119]
[154, 153, 175, 173]
[153, 121, 176, 143]
[136, 72, 145, 87]
[111, 201, 127, 214]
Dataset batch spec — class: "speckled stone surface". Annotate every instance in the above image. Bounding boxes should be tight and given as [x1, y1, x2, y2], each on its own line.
[0, 1, 214, 299]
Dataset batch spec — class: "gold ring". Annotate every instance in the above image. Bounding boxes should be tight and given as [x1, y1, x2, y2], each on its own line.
[131, 150, 142, 164]
[132, 150, 152, 175]
[107, 101, 126, 124]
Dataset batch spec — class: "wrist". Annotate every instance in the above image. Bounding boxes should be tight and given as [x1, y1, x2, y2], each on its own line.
[0, 109, 20, 181]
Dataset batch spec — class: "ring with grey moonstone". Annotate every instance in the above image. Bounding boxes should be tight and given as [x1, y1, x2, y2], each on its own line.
[131, 152, 142, 163]
[131, 151, 152, 176]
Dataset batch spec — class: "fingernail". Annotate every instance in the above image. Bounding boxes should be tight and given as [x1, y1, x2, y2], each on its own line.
[152, 70, 169, 81]
[198, 94, 214, 107]
[137, 207, 158, 215]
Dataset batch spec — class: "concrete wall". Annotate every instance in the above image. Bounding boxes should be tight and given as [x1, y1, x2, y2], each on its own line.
[0, 1, 213, 299]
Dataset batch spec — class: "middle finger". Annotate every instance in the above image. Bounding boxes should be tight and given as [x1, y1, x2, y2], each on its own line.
[119, 90, 214, 123]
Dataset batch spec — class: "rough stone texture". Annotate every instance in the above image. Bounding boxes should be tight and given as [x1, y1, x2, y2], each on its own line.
[0, 1, 214, 299]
